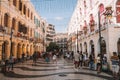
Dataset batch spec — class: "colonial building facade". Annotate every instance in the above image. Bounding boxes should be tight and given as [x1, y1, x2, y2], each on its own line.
[67, 0, 120, 69]
[0, 0, 46, 61]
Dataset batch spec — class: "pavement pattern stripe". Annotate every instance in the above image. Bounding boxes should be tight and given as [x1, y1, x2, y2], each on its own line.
[0, 58, 113, 80]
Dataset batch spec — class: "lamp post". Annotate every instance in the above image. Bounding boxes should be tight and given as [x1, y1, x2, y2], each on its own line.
[10, 28, 13, 57]
[98, 11, 103, 70]
[77, 30, 79, 52]
[43, 37, 44, 52]
[2, 28, 6, 61]
[71, 36, 73, 51]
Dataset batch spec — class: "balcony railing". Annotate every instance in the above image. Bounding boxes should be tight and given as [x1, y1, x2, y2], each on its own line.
[16, 32, 29, 40]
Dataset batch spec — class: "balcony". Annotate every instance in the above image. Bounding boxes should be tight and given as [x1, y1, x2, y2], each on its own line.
[29, 37, 34, 42]
[34, 38, 43, 43]
[16, 32, 29, 40]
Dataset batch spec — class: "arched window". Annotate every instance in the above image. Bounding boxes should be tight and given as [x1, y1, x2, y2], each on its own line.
[19, 0, 22, 11]
[13, 0, 16, 6]
[83, 20, 87, 34]
[31, 12, 33, 20]
[89, 14, 95, 32]
[28, 9, 30, 17]
[80, 8, 82, 15]
[84, 42, 87, 53]
[118, 38, 120, 53]
[99, 4, 104, 15]
[18, 22, 21, 32]
[23, 5, 26, 15]
[4, 13, 9, 27]
[90, 0, 93, 9]
[116, 0, 120, 23]
[12, 18, 16, 30]
[84, 0, 87, 15]
[99, 4, 105, 26]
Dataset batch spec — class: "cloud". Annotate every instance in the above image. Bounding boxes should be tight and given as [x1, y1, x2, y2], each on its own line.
[54, 17, 64, 21]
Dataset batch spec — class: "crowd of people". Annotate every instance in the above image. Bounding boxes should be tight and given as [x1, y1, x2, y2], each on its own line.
[73, 50, 120, 80]
[0, 50, 119, 80]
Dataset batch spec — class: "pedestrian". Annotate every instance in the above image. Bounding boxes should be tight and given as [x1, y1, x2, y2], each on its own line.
[71, 51, 74, 60]
[102, 54, 108, 71]
[22, 52, 25, 63]
[74, 51, 80, 71]
[79, 52, 84, 68]
[53, 54, 57, 64]
[111, 52, 119, 80]
[8, 55, 14, 71]
[32, 51, 37, 65]
[45, 53, 50, 63]
[96, 54, 101, 74]
[4, 59, 9, 72]
[118, 53, 120, 80]
[89, 54, 94, 70]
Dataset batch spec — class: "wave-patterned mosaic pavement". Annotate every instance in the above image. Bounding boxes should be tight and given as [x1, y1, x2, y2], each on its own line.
[0, 58, 113, 80]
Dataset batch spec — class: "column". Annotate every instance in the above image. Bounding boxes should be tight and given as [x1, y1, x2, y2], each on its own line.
[0, 42, 3, 60]
[27, 44, 30, 55]
[14, 19, 18, 35]
[8, 16, 12, 34]
[9, 0, 12, 6]
[5, 42, 10, 60]
[1, 13, 4, 27]
[12, 43, 17, 58]
[0, 11, 2, 26]
[19, 44, 22, 58]
[24, 45, 27, 54]
[21, 2, 24, 15]
[30, 45, 33, 56]
[16, 0, 19, 10]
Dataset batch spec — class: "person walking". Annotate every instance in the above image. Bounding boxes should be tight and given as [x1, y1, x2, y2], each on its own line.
[22, 52, 25, 63]
[74, 51, 80, 71]
[89, 54, 94, 70]
[32, 51, 37, 65]
[96, 54, 101, 74]
[79, 52, 84, 68]
[8, 55, 14, 71]
[53, 54, 57, 64]
[45, 53, 50, 63]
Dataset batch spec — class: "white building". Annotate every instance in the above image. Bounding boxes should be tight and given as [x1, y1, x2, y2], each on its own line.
[67, 0, 120, 69]
[46, 24, 55, 46]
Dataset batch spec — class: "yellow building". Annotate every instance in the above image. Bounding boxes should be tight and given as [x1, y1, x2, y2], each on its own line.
[0, 0, 45, 61]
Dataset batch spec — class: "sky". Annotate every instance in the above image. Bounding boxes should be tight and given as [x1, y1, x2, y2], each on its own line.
[30, 0, 77, 33]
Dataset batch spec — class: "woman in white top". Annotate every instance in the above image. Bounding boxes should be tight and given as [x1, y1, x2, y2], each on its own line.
[53, 54, 57, 64]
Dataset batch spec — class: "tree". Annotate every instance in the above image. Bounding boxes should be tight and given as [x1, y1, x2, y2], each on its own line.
[46, 42, 59, 52]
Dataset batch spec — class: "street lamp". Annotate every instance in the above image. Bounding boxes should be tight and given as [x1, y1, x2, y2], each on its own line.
[2, 28, 6, 61]
[77, 30, 79, 52]
[98, 6, 113, 71]
[43, 37, 44, 52]
[10, 28, 13, 57]
[98, 11, 103, 70]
